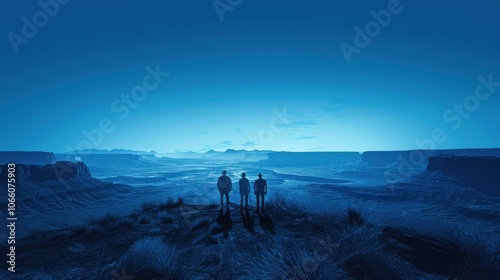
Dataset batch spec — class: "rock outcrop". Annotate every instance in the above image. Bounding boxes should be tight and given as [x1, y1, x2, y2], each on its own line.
[427, 156, 500, 182]
[360, 148, 500, 168]
[1, 161, 91, 182]
[425, 155, 500, 195]
[360, 151, 418, 167]
[58, 153, 142, 166]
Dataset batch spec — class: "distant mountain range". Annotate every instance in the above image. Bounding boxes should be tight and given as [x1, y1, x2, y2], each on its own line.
[0, 151, 56, 165]
[2, 148, 500, 166]
[64, 149, 157, 155]
[154, 149, 271, 160]
[59, 148, 272, 161]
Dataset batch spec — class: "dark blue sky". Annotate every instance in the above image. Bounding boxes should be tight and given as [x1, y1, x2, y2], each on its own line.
[1, 0, 499, 153]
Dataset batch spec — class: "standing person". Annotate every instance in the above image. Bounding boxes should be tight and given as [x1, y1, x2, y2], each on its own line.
[239, 172, 250, 212]
[254, 173, 268, 213]
[217, 170, 232, 208]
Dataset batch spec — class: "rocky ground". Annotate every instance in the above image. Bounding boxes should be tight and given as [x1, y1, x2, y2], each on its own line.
[1, 195, 499, 280]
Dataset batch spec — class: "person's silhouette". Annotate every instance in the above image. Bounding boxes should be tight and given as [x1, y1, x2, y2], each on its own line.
[254, 173, 268, 213]
[217, 170, 232, 208]
[239, 172, 250, 212]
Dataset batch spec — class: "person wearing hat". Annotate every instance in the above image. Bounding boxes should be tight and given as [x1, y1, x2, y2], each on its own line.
[239, 172, 250, 211]
[217, 170, 232, 208]
[254, 173, 268, 213]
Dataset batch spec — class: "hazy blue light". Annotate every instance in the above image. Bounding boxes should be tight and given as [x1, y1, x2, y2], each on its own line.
[1, 0, 499, 152]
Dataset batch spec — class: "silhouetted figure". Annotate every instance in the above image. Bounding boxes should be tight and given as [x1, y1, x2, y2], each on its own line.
[239, 172, 250, 211]
[254, 173, 267, 213]
[217, 170, 232, 208]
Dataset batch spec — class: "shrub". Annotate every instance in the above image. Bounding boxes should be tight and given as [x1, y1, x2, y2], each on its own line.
[70, 224, 87, 236]
[157, 211, 175, 223]
[331, 224, 419, 279]
[268, 191, 303, 211]
[85, 224, 107, 237]
[139, 215, 150, 225]
[245, 235, 345, 279]
[89, 212, 116, 227]
[411, 225, 500, 279]
[190, 217, 212, 231]
[158, 197, 177, 211]
[117, 217, 134, 228]
[118, 237, 193, 280]
[141, 201, 157, 212]
[339, 207, 365, 228]
[177, 197, 184, 205]
[128, 210, 140, 220]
